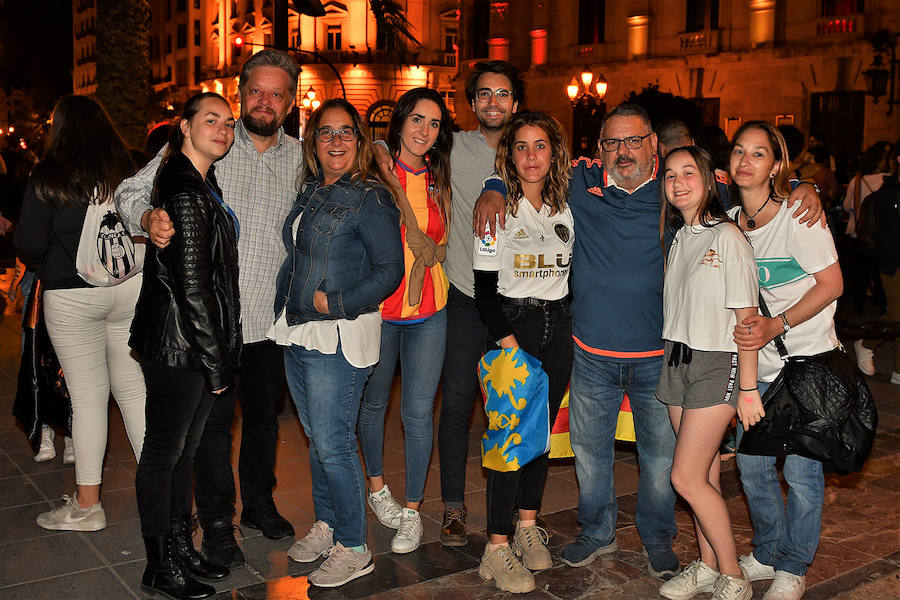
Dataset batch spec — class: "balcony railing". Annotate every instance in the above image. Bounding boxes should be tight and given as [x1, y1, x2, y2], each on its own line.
[816, 14, 863, 37]
[311, 48, 456, 67]
[679, 29, 721, 53]
[75, 27, 94, 40]
[76, 0, 95, 14]
[75, 54, 96, 66]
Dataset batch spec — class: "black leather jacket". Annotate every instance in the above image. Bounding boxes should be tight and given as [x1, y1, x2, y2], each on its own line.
[130, 153, 241, 392]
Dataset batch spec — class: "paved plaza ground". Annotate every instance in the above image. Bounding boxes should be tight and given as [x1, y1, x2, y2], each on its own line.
[0, 306, 898, 600]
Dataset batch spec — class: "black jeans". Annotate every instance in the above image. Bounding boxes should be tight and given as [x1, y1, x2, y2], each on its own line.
[485, 300, 573, 537]
[438, 283, 489, 504]
[194, 340, 285, 524]
[136, 361, 217, 536]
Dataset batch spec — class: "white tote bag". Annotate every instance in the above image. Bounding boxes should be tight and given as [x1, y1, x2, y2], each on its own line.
[75, 200, 145, 287]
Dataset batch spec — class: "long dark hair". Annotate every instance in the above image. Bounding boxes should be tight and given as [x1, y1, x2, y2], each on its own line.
[494, 111, 570, 217]
[386, 87, 453, 220]
[300, 98, 385, 188]
[31, 95, 134, 206]
[160, 92, 229, 169]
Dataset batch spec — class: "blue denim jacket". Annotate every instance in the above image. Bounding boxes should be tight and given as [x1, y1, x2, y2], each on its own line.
[274, 172, 404, 325]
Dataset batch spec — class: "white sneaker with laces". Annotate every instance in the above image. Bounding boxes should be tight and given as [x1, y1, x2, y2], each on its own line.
[36, 493, 106, 531]
[658, 559, 719, 600]
[854, 340, 875, 376]
[308, 543, 374, 587]
[891, 371, 900, 385]
[62, 436, 75, 464]
[391, 508, 423, 554]
[367, 484, 402, 529]
[711, 572, 752, 600]
[33, 424, 56, 463]
[739, 552, 775, 582]
[763, 571, 806, 600]
[287, 520, 334, 563]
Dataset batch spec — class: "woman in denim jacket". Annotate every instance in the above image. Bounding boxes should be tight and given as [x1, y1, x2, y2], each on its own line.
[269, 98, 403, 588]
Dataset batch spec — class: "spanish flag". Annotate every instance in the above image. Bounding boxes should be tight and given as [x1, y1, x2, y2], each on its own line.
[549, 389, 635, 459]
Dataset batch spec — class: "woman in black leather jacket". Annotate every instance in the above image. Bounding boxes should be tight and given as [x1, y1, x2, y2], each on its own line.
[130, 92, 240, 600]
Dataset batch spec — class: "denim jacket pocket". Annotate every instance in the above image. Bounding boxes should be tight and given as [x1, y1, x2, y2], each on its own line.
[312, 203, 350, 234]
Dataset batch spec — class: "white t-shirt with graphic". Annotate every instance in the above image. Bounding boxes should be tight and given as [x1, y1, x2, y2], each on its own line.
[473, 198, 574, 301]
[729, 202, 840, 382]
[662, 221, 759, 352]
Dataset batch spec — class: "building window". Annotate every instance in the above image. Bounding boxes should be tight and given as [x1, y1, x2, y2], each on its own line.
[821, 0, 863, 16]
[177, 23, 187, 48]
[440, 90, 456, 115]
[468, 0, 489, 58]
[166, 0, 172, 20]
[177, 0, 186, 12]
[685, 0, 719, 32]
[166, 65, 173, 81]
[177, 59, 188, 86]
[194, 20, 201, 45]
[166, 33, 173, 54]
[327, 25, 342, 50]
[578, 0, 605, 44]
[194, 0, 200, 8]
[194, 56, 202, 84]
[366, 101, 394, 141]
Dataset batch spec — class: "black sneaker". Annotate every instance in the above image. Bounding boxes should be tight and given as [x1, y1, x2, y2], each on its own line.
[201, 517, 245, 568]
[240, 496, 295, 540]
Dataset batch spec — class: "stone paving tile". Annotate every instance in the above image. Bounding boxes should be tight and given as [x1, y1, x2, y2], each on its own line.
[0, 567, 137, 600]
[0, 533, 107, 588]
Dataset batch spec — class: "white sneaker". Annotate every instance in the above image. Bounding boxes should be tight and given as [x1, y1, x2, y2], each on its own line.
[62, 436, 75, 465]
[287, 520, 334, 563]
[390, 508, 423, 554]
[739, 552, 775, 582]
[854, 340, 875, 376]
[763, 571, 806, 600]
[33, 424, 56, 463]
[36, 493, 106, 531]
[367, 484, 402, 529]
[891, 371, 900, 385]
[711, 572, 752, 600]
[658, 559, 719, 600]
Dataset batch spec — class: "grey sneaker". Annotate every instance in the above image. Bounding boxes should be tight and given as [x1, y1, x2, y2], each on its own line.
[307, 543, 374, 588]
[33, 424, 56, 463]
[739, 552, 775, 582]
[62, 436, 75, 465]
[479, 544, 536, 594]
[854, 340, 875, 375]
[36, 493, 106, 532]
[390, 508, 423, 554]
[512, 525, 552, 570]
[763, 571, 805, 600]
[658, 559, 719, 600]
[287, 521, 333, 563]
[711, 572, 752, 600]
[367, 484, 402, 529]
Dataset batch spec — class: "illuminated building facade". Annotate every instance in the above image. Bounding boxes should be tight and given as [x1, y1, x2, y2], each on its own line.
[72, 0, 97, 95]
[456, 0, 900, 163]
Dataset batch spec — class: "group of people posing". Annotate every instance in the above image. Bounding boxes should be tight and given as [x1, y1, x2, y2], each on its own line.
[15, 49, 839, 600]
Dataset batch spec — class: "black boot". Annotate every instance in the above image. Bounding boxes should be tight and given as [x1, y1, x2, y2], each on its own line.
[171, 517, 230, 580]
[201, 517, 245, 568]
[240, 496, 295, 540]
[141, 533, 216, 600]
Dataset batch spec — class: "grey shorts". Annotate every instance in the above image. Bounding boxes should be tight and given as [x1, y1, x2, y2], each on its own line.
[656, 341, 740, 409]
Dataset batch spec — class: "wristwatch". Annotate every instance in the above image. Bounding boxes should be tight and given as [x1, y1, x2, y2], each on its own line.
[779, 312, 791, 334]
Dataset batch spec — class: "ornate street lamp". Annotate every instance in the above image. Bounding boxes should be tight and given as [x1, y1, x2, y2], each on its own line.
[862, 29, 898, 115]
[566, 68, 608, 106]
[300, 87, 321, 114]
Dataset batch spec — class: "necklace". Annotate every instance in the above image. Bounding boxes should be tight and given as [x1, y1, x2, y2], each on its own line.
[741, 196, 771, 229]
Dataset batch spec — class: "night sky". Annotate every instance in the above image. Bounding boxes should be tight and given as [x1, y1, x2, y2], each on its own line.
[0, 0, 74, 112]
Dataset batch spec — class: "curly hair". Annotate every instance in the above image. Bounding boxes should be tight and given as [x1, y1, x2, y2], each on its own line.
[494, 111, 570, 217]
[729, 121, 792, 201]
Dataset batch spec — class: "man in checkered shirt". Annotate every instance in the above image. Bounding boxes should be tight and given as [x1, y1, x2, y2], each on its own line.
[116, 49, 302, 567]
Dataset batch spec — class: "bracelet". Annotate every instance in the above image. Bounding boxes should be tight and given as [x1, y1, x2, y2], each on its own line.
[739, 387, 758, 392]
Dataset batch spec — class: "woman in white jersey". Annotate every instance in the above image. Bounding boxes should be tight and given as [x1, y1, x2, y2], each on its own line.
[729, 122, 843, 600]
[655, 146, 761, 600]
[473, 111, 573, 594]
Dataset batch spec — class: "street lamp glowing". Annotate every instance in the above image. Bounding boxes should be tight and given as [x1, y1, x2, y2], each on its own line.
[233, 35, 244, 47]
[566, 78, 580, 102]
[312, 99, 321, 110]
[595, 74, 608, 99]
[306, 87, 316, 101]
[8, 126, 14, 133]
[580, 68, 594, 88]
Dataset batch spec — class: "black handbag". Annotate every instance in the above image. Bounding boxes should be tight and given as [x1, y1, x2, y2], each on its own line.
[12, 278, 72, 453]
[737, 297, 877, 474]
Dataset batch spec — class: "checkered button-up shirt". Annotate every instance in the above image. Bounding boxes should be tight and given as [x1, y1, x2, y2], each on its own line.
[116, 120, 302, 343]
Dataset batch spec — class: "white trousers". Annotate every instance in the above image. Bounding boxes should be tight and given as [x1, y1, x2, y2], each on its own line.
[43, 275, 146, 486]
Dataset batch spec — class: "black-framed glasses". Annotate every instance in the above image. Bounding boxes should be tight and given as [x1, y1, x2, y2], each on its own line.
[599, 132, 653, 152]
[474, 88, 513, 103]
[315, 126, 358, 142]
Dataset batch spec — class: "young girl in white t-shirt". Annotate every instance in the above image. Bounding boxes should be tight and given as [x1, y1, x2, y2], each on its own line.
[655, 146, 762, 600]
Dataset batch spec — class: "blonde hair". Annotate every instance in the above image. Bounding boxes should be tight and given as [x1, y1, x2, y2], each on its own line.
[730, 121, 792, 201]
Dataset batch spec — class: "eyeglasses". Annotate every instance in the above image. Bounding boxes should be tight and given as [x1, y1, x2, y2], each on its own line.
[315, 126, 358, 142]
[474, 88, 513, 103]
[599, 132, 653, 152]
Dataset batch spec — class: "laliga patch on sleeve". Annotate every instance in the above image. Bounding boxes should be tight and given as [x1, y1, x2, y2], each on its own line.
[477, 230, 497, 256]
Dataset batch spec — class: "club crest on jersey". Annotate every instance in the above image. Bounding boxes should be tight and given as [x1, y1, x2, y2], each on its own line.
[554, 223, 571, 243]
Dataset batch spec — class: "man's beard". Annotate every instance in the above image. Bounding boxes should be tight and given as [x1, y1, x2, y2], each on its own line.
[242, 112, 281, 137]
[608, 156, 652, 188]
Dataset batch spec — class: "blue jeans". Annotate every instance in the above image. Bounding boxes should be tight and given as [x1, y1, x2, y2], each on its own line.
[358, 309, 447, 503]
[736, 381, 824, 576]
[569, 347, 677, 552]
[283, 342, 372, 547]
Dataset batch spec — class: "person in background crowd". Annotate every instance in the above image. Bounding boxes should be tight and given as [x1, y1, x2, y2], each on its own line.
[473, 111, 573, 594]
[730, 121, 844, 600]
[655, 146, 760, 600]
[15, 95, 146, 534]
[357, 88, 453, 555]
[117, 49, 302, 567]
[131, 92, 240, 600]
[272, 99, 403, 588]
[655, 118, 693, 160]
